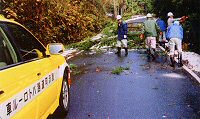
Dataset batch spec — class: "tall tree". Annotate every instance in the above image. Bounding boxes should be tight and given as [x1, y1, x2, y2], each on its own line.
[113, 0, 118, 17]
[120, 0, 127, 15]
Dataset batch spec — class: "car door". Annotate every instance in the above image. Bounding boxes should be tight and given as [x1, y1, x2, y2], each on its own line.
[0, 23, 40, 119]
[4, 22, 62, 118]
[0, 22, 56, 119]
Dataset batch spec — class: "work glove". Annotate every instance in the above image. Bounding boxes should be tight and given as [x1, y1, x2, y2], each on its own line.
[124, 35, 127, 39]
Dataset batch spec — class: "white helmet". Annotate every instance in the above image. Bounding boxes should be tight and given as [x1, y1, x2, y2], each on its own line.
[146, 13, 152, 18]
[116, 15, 122, 20]
[167, 12, 173, 17]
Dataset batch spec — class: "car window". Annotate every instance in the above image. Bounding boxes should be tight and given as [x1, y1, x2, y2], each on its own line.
[0, 27, 18, 68]
[5, 23, 46, 61]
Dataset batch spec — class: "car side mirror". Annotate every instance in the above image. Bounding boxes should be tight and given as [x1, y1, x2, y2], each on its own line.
[33, 49, 44, 59]
[46, 43, 65, 55]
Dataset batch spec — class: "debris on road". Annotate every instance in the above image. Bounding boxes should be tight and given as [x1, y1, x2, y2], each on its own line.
[182, 52, 200, 72]
[111, 66, 130, 75]
[96, 67, 101, 72]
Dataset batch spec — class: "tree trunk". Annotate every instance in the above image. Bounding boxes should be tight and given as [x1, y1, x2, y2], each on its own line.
[113, 0, 117, 18]
[121, 0, 126, 15]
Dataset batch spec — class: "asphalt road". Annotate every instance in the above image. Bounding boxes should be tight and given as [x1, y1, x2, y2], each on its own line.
[50, 50, 200, 119]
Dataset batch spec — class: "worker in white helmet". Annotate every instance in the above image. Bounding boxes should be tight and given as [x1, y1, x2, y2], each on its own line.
[116, 15, 128, 56]
[166, 20, 184, 67]
[167, 12, 174, 27]
[167, 12, 183, 27]
[144, 13, 160, 60]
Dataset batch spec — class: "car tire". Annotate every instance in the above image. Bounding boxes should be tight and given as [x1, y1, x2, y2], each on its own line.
[59, 70, 70, 113]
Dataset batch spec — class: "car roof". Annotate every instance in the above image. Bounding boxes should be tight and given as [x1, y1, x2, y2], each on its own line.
[0, 14, 21, 25]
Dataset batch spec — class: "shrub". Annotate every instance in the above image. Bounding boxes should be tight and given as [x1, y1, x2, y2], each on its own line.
[111, 66, 130, 75]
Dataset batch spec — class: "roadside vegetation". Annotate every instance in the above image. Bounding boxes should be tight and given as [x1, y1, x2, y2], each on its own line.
[66, 37, 98, 51]
[0, 0, 149, 49]
[1, 0, 198, 54]
[69, 63, 81, 75]
[112, 66, 130, 75]
[69, 63, 78, 70]
[65, 19, 146, 51]
[0, 0, 107, 46]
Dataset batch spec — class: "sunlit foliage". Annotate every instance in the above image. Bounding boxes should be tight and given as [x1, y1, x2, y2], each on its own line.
[0, 0, 107, 45]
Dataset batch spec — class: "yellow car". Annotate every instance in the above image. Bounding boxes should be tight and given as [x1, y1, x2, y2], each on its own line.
[0, 15, 70, 119]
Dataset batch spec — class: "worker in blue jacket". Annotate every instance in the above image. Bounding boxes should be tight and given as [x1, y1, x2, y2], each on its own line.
[116, 15, 128, 56]
[166, 21, 183, 67]
[156, 16, 167, 44]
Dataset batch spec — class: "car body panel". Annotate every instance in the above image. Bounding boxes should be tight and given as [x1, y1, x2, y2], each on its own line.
[0, 56, 67, 119]
[0, 15, 69, 119]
